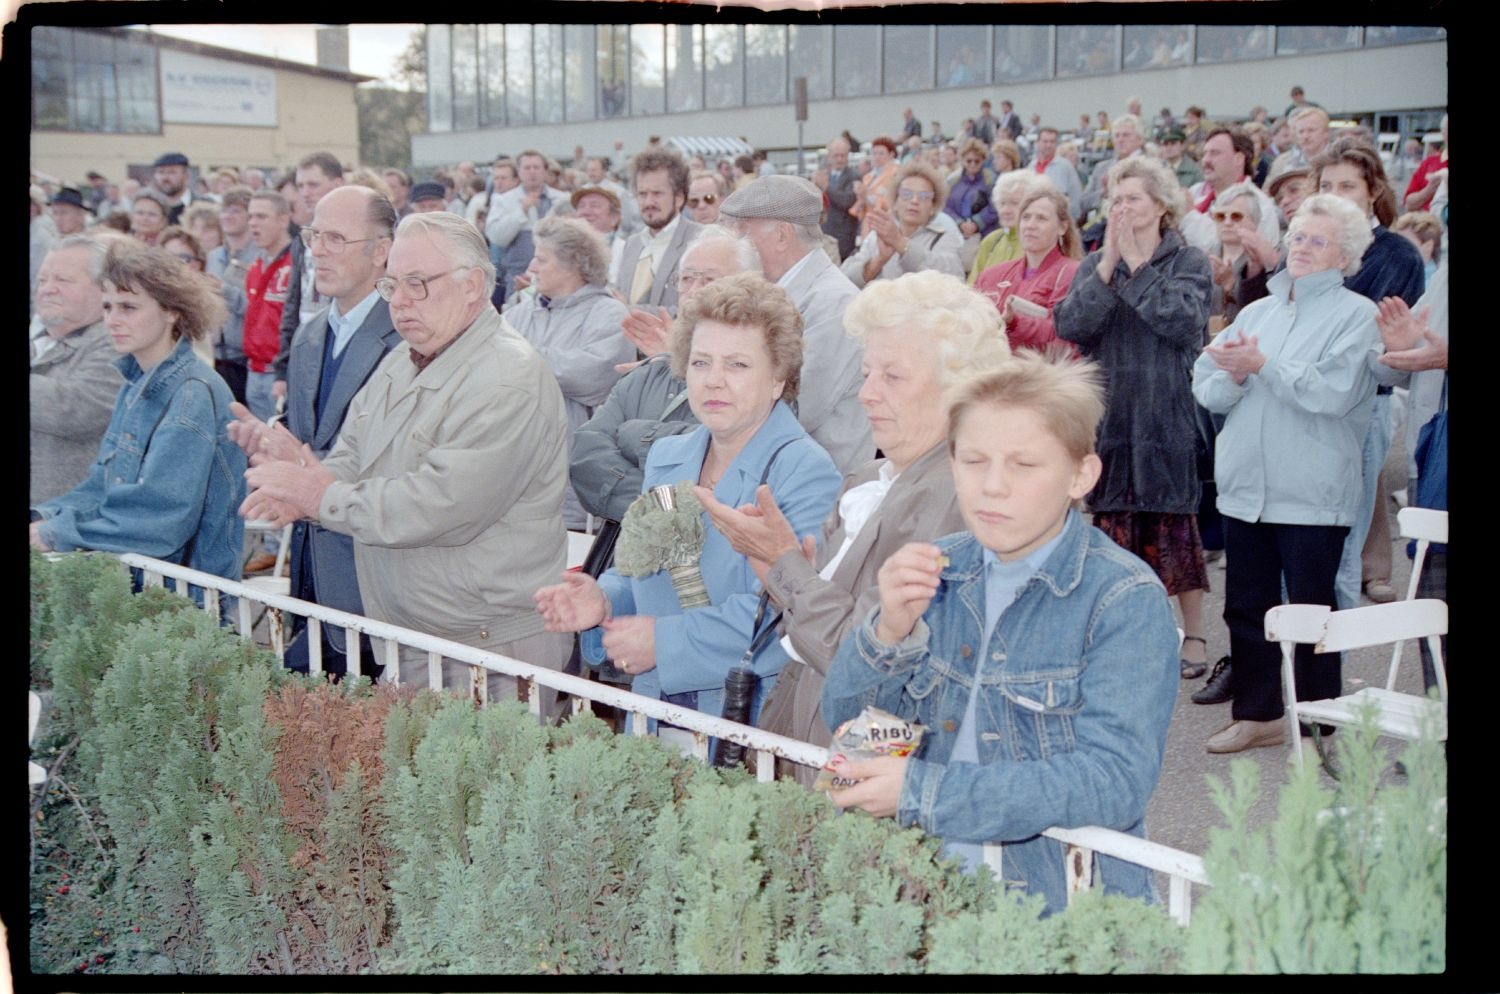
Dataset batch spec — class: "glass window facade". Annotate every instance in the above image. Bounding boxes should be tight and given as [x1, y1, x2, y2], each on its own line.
[598, 24, 628, 119]
[937, 25, 987, 89]
[1275, 26, 1361, 55]
[745, 24, 787, 106]
[882, 25, 933, 93]
[667, 24, 703, 112]
[834, 24, 880, 98]
[632, 24, 665, 116]
[704, 24, 742, 109]
[994, 25, 1050, 83]
[564, 24, 595, 122]
[1056, 25, 1119, 77]
[1194, 25, 1272, 64]
[451, 24, 479, 131]
[1364, 26, 1446, 47]
[33, 26, 161, 133]
[1123, 25, 1191, 71]
[419, 23, 1445, 136]
[534, 24, 563, 124]
[788, 24, 832, 101]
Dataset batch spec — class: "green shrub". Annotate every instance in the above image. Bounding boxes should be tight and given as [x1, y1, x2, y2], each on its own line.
[29, 552, 1447, 976]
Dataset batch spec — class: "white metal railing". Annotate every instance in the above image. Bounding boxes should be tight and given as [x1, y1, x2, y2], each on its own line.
[105, 551, 1209, 925]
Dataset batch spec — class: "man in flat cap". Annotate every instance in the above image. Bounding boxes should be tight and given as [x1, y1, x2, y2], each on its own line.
[49, 188, 90, 237]
[408, 182, 449, 213]
[719, 175, 871, 472]
[152, 152, 197, 225]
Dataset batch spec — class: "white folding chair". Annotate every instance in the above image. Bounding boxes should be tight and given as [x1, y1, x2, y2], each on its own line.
[1264, 599, 1448, 768]
[1386, 507, 1447, 690]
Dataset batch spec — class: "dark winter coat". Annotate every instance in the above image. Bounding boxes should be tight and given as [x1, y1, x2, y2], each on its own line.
[1054, 227, 1213, 514]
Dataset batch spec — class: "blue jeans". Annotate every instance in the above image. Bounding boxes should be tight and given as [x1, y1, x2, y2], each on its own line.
[1335, 392, 1391, 610]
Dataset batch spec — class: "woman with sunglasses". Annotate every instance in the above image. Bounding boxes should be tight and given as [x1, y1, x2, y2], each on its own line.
[841, 161, 964, 286]
[686, 171, 726, 225]
[1206, 181, 1275, 327]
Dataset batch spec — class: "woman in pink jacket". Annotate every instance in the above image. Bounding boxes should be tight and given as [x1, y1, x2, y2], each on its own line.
[973, 188, 1083, 355]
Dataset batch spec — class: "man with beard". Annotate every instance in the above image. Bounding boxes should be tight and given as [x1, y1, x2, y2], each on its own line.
[151, 152, 198, 225]
[614, 145, 702, 313]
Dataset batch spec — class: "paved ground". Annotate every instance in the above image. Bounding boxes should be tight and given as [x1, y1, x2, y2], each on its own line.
[1143, 439, 1427, 871]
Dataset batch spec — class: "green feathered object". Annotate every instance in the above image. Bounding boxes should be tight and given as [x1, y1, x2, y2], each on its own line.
[614, 481, 711, 609]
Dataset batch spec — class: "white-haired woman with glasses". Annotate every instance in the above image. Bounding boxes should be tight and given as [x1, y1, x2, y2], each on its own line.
[505, 215, 632, 529]
[841, 162, 965, 286]
[1191, 194, 1392, 755]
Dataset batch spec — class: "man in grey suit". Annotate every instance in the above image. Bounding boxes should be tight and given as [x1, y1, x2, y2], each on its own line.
[228, 186, 401, 679]
[613, 145, 701, 314]
[486, 150, 567, 307]
[813, 137, 858, 261]
[720, 175, 872, 473]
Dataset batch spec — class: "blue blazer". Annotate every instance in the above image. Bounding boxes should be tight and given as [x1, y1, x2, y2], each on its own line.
[589, 401, 841, 720]
[285, 297, 402, 633]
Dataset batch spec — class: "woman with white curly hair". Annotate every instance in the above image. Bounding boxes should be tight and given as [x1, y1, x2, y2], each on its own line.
[1190, 193, 1390, 754]
[695, 270, 1012, 781]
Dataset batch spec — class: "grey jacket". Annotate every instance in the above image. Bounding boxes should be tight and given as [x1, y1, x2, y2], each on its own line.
[615, 215, 702, 311]
[840, 220, 966, 287]
[30, 320, 123, 505]
[506, 283, 634, 529]
[207, 239, 260, 363]
[318, 306, 570, 648]
[570, 354, 699, 523]
[285, 296, 402, 632]
[757, 444, 966, 784]
[782, 249, 873, 473]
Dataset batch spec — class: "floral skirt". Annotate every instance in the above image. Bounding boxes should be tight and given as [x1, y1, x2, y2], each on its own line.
[1094, 510, 1209, 596]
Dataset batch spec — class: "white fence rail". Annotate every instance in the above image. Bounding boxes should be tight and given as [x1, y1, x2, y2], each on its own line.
[110, 551, 1210, 925]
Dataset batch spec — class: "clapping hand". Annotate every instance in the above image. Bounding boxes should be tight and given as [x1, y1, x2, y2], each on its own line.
[1376, 297, 1447, 372]
[695, 483, 815, 585]
[1204, 332, 1266, 384]
[227, 402, 302, 466]
[533, 571, 608, 633]
[622, 306, 673, 356]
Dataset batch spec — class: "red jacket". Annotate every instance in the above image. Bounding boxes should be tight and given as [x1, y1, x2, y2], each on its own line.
[973, 247, 1082, 355]
[243, 242, 292, 373]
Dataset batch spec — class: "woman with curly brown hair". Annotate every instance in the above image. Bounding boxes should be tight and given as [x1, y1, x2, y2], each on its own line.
[30, 241, 246, 586]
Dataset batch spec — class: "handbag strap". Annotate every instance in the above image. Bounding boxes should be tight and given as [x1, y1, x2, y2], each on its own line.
[736, 436, 798, 665]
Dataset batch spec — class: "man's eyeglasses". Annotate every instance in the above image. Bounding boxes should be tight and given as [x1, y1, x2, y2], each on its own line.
[1210, 210, 1249, 224]
[375, 267, 472, 301]
[687, 194, 718, 208]
[1285, 232, 1332, 251]
[301, 227, 383, 253]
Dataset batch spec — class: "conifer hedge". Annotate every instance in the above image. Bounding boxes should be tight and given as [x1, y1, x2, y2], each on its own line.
[27, 551, 1445, 974]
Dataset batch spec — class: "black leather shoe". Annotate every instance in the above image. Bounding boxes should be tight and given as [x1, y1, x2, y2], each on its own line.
[1191, 656, 1233, 704]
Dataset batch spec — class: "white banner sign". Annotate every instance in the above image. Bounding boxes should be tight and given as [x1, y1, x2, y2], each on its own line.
[159, 49, 277, 127]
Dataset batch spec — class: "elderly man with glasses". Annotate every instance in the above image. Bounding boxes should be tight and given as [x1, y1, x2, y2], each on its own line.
[240, 211, 573, 712]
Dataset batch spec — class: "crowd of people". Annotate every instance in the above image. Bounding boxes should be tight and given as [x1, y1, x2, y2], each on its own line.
[29, 83, 1449, 913]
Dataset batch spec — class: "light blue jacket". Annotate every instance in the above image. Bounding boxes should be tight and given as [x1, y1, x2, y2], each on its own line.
[1192, 267, 1383, 527]
[585, 401, 841, 721]
[821, 511, 1179, 915]
[34, 337, 246, 581]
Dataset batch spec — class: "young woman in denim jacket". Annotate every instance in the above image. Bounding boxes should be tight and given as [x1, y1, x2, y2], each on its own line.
[31, 241, 246, 587]
[822, 353, 1180, 916]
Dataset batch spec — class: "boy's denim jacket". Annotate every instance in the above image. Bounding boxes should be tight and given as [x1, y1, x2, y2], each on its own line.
[821, 512, 1179, 914]
[35, 338, 246, 582]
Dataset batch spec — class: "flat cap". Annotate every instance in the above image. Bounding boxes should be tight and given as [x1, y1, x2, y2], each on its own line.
[572, 185, 621, 212]
[153, 152, 189, 168]
[50, 186, 86, 208]
[85, 170, 105, 181]
[409, 181, 447, 204]
[1267, 166, 1311, 199]
[719, 174, 822, 225]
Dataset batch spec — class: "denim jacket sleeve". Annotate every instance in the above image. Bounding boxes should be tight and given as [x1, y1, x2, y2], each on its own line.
[898, 578, 1179, 842]
[37, 378, 221, 560]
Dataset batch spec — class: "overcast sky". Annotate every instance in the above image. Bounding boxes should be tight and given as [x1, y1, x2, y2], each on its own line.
[136, 24, 422, 86]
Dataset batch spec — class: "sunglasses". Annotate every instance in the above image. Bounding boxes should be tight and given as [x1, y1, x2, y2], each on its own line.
[687, 194, 718, 207]
[1210, 210, 1249, 223]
